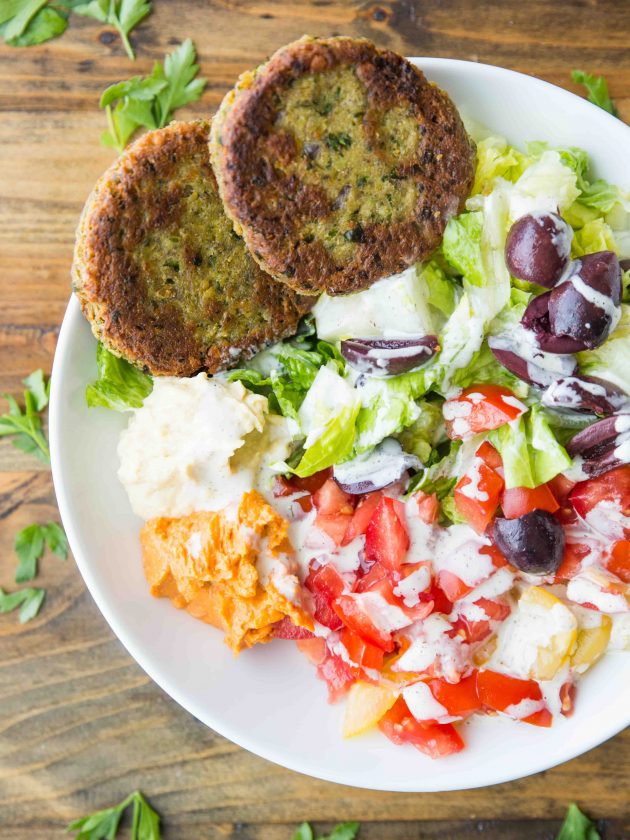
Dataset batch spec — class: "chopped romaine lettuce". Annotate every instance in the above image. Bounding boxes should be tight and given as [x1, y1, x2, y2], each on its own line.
[442, 212, 485, 287]
[572, 218, 619, 256]
[406, 440, 462, 498]
[294, 400, 360, 477]
[397, 400, 445, 463]
[471, 136, 530, 196]
[577, 304, 630, 393]
[353, 374, 425, 455]
[86, 342, 152, 411]
[489, 406, 572, 489]
[419, 260, 459, 318]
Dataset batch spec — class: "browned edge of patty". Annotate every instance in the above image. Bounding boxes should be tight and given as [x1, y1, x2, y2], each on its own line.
[210, 36, 476, 296]
[72, 119, 313, 377]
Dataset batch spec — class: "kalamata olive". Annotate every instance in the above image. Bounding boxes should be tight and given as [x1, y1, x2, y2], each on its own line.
[521, 292, 588, 353]
[505, 212, 573, 287]
[620, 258, 630, 272]
[488, 331, 578, 388]
[333, 438, 422, 494]
[549, 252, 622, 350]
[566, 414, 630, 479]
[340, 336, 439, 377]
[542, 375, 629, 416]
[493, 510, 565, 575]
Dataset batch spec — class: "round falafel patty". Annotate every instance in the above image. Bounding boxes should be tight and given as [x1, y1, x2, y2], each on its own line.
[210, 37, 476, 296]
[73, 120, 313, 377]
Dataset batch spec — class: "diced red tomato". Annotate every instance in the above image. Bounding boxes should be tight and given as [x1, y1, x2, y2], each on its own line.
[444, 385, 525, 440]
[378, 697, 465, 758]
[454, 598, 511, 643]
[454, 458, 504, 534]
[425, 581, 453, 615]
[315, 513, 353, 546]
[317, 652, 356, 702]
[414, 491, 440, 524]
[367, 574, 434, 623]
[353, 560, 388, 593]
[548, 473, 576, 505]
[570, 466, 630, 537]
[296, 637, 326, 664]
[273, 468, 333, 497]
[476, 441, 503, 470]
[305, 562, 345, 630]
[438, 570, 473, 603]
[342, 492, 383, 546]
[476, 670, 549, 726]
[365, 497, 410, 571]
[273, 617, 314, 640]
[609, 540, 630, 583]
[333, 594, 395, 652]
[501, 483, 559, 518]
[428, 672, 482, 718]
[313, 479, 355, 515]
[555, 542, 590, 581]
[340, 628, 385, 670]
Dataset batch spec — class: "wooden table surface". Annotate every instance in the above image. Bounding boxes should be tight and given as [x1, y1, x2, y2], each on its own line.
[1, 1, 630, 837]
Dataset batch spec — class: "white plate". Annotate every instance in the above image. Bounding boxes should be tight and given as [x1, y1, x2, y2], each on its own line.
[50, 58, 630, 791]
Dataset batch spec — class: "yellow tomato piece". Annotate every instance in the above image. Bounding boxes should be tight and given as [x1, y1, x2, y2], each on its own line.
[571, 615, 612, 673]
[342, 682, 397, 738]
[520, 586, 578, 680]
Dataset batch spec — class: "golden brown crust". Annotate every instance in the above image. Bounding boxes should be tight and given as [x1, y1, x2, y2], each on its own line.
[73, 120, 313, 376]
[210, 37, 476, 296]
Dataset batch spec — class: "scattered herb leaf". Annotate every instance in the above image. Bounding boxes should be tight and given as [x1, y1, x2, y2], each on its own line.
[14, 521, 68, 582]
[571, 70, 618, 116]
[67, 790, 161, 840]
[0, 586, 45, 623]
[99, 38, 206, 151]
[556, 803, 600, 840]
[292, 823, 360, 840]
[72, 0, 151, 59]
[0, 370, 51, 463]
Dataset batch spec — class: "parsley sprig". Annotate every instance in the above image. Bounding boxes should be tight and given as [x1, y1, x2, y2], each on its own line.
[571, 70, 618, 116]
[292, 823, 360, 840]
[67, 790, 160, 840]
[14, 521, 68, 583]
[73, 0, 151, 60]
[0, 370, 50, 463]
[0, 586, 46, 623]
[100, 38, 206, 151]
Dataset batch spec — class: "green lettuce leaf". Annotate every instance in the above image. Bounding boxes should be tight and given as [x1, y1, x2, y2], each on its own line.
[406, 440, 462, 499]
[577, 304, 630, 393]
[397, 400, 445, 462]
[418, 259, 459, 318]
[489, 406, 572, 489]
[572, 69, 617, 116]
[353, 374, 426, 455]
[442, 212, 484, 286]
[294, 400, 360, 477]
[86, 342, 153, 411]
[572, 218, 618, 257]
[471, 136, 530, 196]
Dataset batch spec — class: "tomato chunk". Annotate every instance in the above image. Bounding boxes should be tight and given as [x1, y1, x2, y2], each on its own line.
[313, 479, 355, 515]
[476, 670, 549, 726]
[501, 484, 559, 518]
[414, 491, 440, 524]
[444, 385, 525, 440]
[454, 598, 511, 643]
[428, 672, 482, 718]
[365, 497, 410, 571]
[305, 562, 345, 630]
[317, 653, 356, 702]
[333, 594, 395, 652]
[315, 513, 353, 546]
[273, 617, 314, 640]
[454, 458, 504, 534]
[379, 697, 465, 758]
[570, 465, 630, 535]
[343, 492, 383, 545]
[609, 540, 630, 583]
[340, 628, 385, 670]
[555, 542, 590, 581]
[548, 473, 576, 505]
[296, 637, 326, 664]
[476, 441, 503, 470]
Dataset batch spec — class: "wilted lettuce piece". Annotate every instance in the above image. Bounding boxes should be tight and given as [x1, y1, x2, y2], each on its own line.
[418, 260, 459, 318]
[577, 304, 630, 393]
[572, 218, 619, 256]
[86, 343, 152, 411]
[472, 136, 530, 196]
[397, 400, 445, 462]
[442, 212, 485, 286]
[489, 406, 572, 489]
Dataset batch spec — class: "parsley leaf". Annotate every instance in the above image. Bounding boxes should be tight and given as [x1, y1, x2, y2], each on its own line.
[571, 70, 618, 116]
[0, 586, 45, 623]
[556, 803, 600, 840]
[100, 39, 206, 152]
[0, 370, 51, 464]
[14, 521, 67, 582]
[67, 790, 161, 840]
[292, 824, 360, 840]
[0, 0, 69, 47]
[72, 0, 151, 60]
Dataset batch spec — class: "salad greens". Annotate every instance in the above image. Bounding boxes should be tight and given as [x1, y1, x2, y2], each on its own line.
[292, 822, 360, 840]
[100, 39, 206, 151]
[86, 342, 153, 411]
[14, 521, 67, 583]
[0, 369, 50, 463]
[73, 0, 151, 60]
[571, 69, 618, 116]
